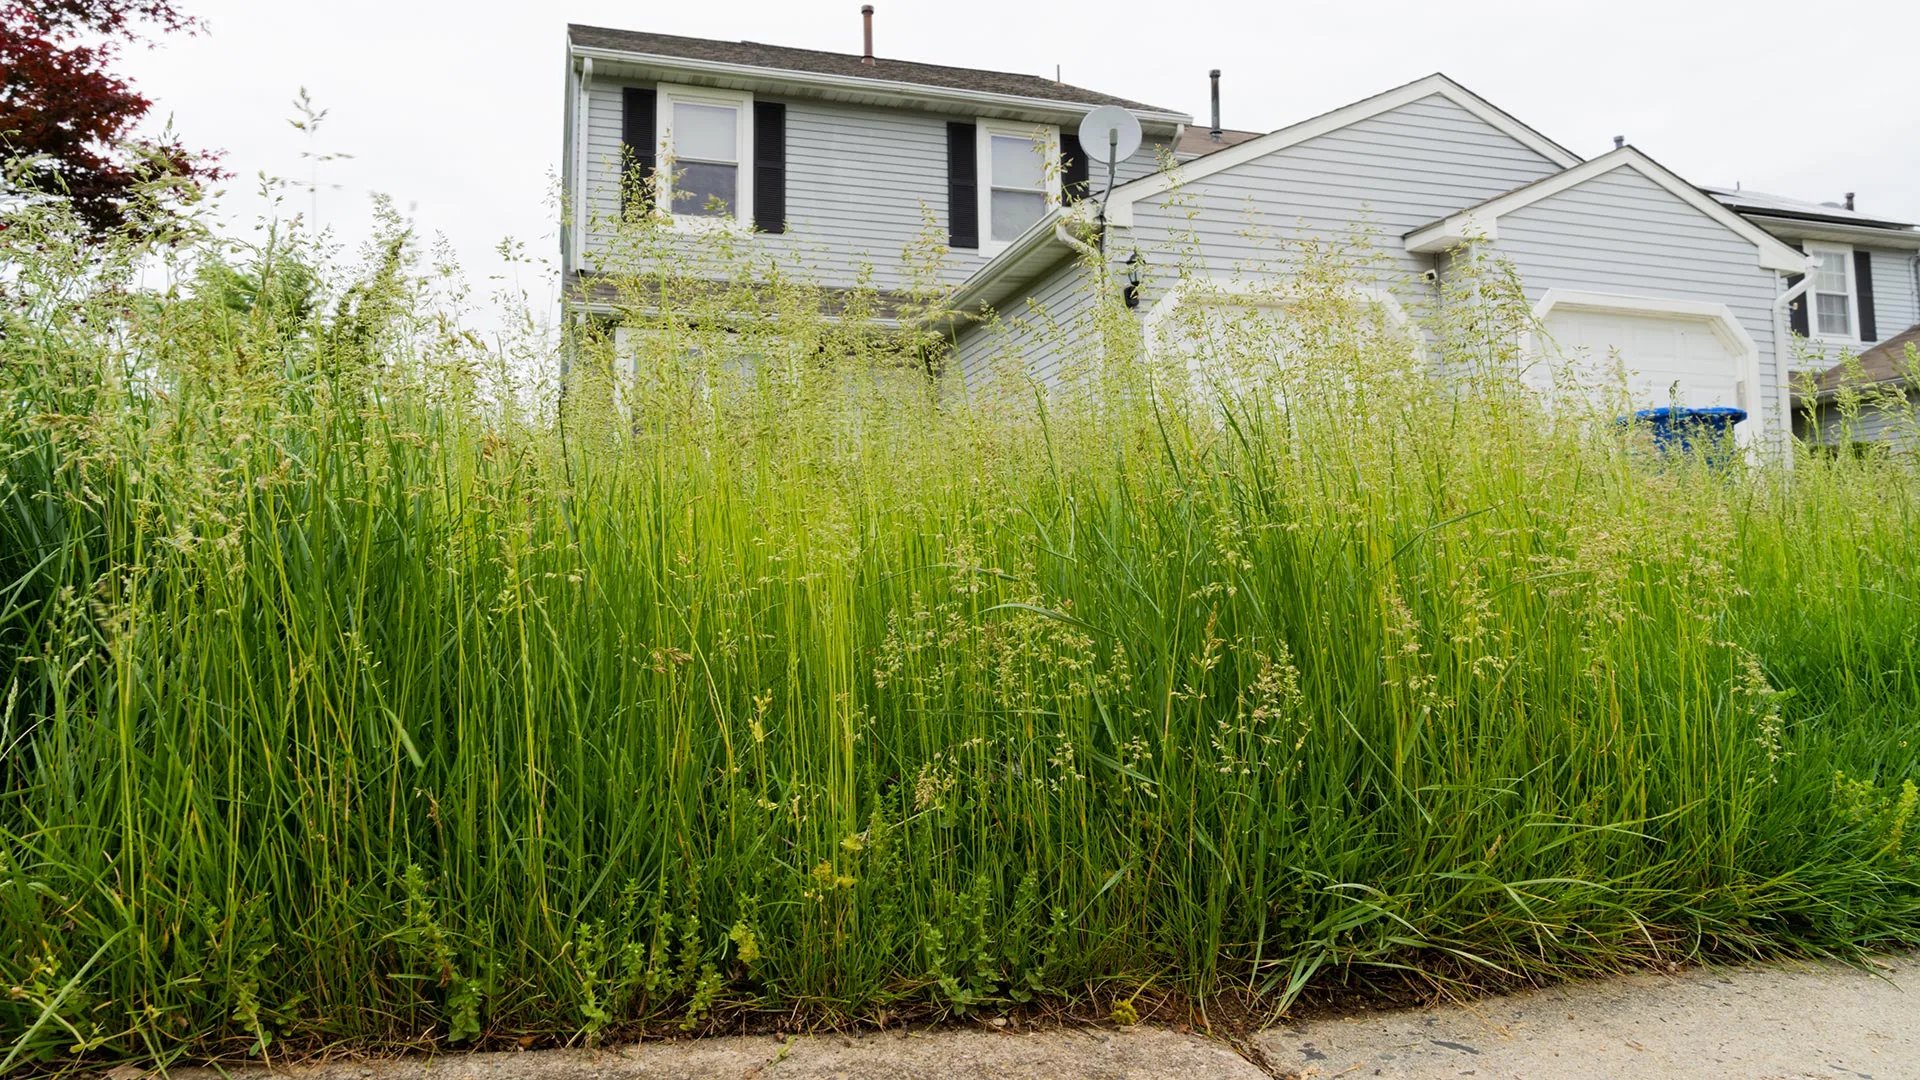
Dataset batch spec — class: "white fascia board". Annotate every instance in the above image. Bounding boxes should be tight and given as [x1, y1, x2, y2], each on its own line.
[569, 46, 1191, 133]
[945, 206, 1079, 315]
[1405, 148, 1817, 273]
[1741, 214, 1920, 251]
[1105, 73, 1581, 227]
[1404, 211, 1498, 253]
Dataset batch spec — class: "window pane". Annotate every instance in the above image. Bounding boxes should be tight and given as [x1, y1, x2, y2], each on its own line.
[1811, 249, 1849, 294]
[672, 162, 737, 217]
[990, 134, 1047, 191]
[673, 102, 737, 163]
[1815, 292, 1852, 337]
[990, 189, 1046, 241]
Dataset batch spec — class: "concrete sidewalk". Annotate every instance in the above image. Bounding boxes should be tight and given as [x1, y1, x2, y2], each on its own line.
[1257, 952, 1917, 1079]
[187, 953, 1917, 1080]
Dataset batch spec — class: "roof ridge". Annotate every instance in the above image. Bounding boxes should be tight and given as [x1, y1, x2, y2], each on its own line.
[566, 23, 1186, 117]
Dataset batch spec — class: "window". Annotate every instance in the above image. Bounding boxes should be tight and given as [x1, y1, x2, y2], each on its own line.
[1807, 244, 1856, 340]
[657, 88, 752, 226]
[979, 123, 1057, 249]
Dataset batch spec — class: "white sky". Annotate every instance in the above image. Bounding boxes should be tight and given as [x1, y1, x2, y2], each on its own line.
[121, 0, 1920, 319]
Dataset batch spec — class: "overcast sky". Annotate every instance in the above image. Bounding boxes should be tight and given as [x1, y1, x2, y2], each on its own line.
[120, 0, 1920, 318]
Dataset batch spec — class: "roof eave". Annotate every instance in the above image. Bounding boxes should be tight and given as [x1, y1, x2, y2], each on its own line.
[1711, 200, 1915, 231]
[1405, 211, 1498, 253]
[943, 208, 1087, 319]
[1796, 377, 1920, 405]
[1739, 213, 1920, 251]
[568, 43, 1192, 132]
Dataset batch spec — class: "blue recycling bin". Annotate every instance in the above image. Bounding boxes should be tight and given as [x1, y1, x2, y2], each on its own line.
[1621, 406, 1746, 461]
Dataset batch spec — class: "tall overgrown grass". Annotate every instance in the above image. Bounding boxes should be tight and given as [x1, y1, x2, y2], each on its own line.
[4, 192, 1920, 1071]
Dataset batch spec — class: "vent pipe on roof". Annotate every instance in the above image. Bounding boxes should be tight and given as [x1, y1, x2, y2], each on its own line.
[1845, 192, 1856, 211]
[861, 5, 874, 64]
[1209, 69, 1222, 142]
[1613, 135, 1624, 150]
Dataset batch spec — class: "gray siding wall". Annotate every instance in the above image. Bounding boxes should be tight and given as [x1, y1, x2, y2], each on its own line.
[1870, 249, 1920, 340]
[1799, 388, 1920, 450]
[1489, 166, 1788, 435]
[1122, 93, 1564, 302]
[1107, 139, 1174, 186]
[580, 78, 1168, 294]
[963, 93, 1568, 392]
[951, 256, 1096, 392]
[968, 93, 1807, 445]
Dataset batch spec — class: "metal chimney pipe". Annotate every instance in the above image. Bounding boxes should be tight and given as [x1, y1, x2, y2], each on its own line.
[1613, 135, 1624, 149]
[1209, 69, 1222, 142]
[1845, 192, 1856, 211]
[860, 6, 874, 64]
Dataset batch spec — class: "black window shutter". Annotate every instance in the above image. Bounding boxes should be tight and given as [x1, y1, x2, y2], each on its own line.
[1785, 273, 1809, 337]
[1059, 131, 1089, 204]
[622, 87, 657, 215]
[947, 121, 978, 250]
[753, 101, 787, 234]
[1853, 250, 1877, 342]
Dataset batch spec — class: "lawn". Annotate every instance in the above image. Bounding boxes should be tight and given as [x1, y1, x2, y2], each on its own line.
[3, 204, 1919, 1069]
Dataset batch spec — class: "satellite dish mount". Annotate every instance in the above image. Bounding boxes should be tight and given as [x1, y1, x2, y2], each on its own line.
[1076, 106, 1142, 252]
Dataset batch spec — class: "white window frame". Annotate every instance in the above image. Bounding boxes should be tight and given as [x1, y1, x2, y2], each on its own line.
[655, 85, 755, 232]
[1804, 242, 1858, 344]
[977, 120, 1059, 256]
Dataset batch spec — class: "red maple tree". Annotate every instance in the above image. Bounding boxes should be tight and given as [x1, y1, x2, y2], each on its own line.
[1, 0, 221, 235]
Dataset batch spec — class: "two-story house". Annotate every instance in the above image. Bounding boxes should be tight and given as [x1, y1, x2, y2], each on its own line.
[561, 15, 1915, 447]
[561, 19, 1189, 322]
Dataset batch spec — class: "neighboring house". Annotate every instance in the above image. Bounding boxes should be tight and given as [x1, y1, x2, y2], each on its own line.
[1704, 188, 1920, 371]
[560, 20, 1190, 322]
[561, 18, 1918, 446]
[1794, 324, 1920, 450]
[1702, 188, 1920, 444]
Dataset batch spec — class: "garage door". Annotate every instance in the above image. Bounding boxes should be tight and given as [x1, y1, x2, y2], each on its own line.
[1536, 306, 1749, 425]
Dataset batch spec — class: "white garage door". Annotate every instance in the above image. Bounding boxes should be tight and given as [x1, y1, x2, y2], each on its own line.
[1537, 306, 1748, 423]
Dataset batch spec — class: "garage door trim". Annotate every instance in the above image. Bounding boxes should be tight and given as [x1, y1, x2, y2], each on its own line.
[1143, 277, 1427, 365]
[1524, 288, 1764, 436]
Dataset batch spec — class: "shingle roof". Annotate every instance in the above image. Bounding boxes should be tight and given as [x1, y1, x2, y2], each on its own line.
[1806, 324, 1920, 397]
[1174, 127, 1263, 158]
[568, 24, 1184, 115]
[1703, 186, 1915, 231]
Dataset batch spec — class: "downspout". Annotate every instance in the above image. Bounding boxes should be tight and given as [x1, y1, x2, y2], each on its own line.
[576, 57, 592, 278]
[1773, 270, 1813, 456]
[1055, 220, 1098, 261]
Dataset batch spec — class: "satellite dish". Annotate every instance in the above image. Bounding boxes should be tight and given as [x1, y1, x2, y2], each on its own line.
[1077, 106, 1143, 168]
